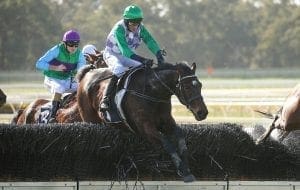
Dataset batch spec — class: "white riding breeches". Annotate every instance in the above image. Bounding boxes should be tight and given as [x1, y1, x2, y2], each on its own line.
[44, 76, 78, 94]
[103, 50, 142, 77]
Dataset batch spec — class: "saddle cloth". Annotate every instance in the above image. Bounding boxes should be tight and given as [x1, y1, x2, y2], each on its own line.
[38, 93, 74, 124]
[38, 102, 52, 124]
[102, 67, 144, 126]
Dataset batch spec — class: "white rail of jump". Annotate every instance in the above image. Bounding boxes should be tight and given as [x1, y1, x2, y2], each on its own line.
[0, 181, 299, 190]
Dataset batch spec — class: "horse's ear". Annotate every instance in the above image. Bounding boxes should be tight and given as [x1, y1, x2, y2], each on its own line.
[191, 62, 196, 73]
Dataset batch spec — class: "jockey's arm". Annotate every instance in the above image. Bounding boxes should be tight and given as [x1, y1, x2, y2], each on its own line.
[77, 52, 86, 69]
[140, 25, 161, 56]
[114, 26, 135, 58]
[36, 45, 60, 71]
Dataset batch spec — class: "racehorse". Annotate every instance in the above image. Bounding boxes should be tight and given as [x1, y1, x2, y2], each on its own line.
[11, 91, 81, 124]
[256, 84, 300, 144]
[76, 62, 208, 182]
[0, 88, 6, 107]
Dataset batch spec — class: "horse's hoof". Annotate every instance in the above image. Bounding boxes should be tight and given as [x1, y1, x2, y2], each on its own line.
[183, 174, 196, 183]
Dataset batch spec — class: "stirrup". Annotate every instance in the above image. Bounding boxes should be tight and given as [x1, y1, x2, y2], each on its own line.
[100, 102, 109, 111]
[48, 117, 57, 123]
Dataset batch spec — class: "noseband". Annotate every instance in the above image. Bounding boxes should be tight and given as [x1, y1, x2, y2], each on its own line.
[153, 70, 203, 108]
[176, 75, 203, 108]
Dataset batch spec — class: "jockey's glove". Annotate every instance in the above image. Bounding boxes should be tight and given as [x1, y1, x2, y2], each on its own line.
[131, 54, 153, 67]
[143, 59, 153, 68]
[156, 50, 165, 67]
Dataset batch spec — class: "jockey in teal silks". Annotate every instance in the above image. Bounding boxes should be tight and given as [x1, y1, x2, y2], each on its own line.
[101, 4, 165, 111]
[36, 30, 86, 123]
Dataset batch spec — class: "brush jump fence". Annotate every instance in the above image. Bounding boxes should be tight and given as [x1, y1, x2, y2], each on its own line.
[0, 122, 299, 189]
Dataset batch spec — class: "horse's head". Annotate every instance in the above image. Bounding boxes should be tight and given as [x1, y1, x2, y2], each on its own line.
[84, 50, 107, 68]
[174, 62, 208, 121]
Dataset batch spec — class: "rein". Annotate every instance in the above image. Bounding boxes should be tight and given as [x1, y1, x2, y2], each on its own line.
[153, 69, 203, 108]
[177, 75, 203, 107]
[126, 67, 170, 103]
[126, 89, 169, 103]
[127, 67, 202, 108]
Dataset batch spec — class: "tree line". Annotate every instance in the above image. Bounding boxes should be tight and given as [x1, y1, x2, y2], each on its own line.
[0, 0, 299, 71]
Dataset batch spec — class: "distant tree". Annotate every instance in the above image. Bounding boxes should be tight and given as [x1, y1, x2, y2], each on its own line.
[253, 1, 300, 68]
[1, 0, 299, 71]
[0, 0, 62, 70]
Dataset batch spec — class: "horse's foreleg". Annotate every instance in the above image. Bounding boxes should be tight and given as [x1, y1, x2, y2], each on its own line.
[174, 126, 188, 155]
[174, 126, 195, 182]
[256, 115, 279, 144]
[278, 131, 290, 142]
[174, 127, 190, 168]
[142, 122, 195, 182]
[160, 134, 195, 182]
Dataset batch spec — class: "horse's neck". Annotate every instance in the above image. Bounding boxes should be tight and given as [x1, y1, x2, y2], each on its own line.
[150, 69, 178, 95]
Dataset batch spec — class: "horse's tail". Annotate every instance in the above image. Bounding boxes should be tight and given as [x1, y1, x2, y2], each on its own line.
[254, 109, 275, 119]
[11, 109, 24, 124]
[76, 64, 95, 82]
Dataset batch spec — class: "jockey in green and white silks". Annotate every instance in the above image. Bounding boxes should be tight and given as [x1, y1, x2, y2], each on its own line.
[36, 30, 86, 122]
[104, 19, 162, 77]
[100, 4, 165, 111]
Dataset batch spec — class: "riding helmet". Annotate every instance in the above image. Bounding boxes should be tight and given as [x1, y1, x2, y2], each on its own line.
[123, 5, 144, 21]
[62, 30, 80, 43]
[82, 44, 97, 55]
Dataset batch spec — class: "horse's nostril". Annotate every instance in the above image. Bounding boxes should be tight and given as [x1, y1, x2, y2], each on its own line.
[197, 110, 208, 120]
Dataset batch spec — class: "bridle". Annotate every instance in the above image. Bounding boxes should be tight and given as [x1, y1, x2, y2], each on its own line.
[126, 66, 203, 108]
[175, 75, 203, 108]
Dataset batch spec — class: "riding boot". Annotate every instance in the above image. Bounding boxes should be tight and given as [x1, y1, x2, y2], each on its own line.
[100, 75, 118, 111]
[48, 100, 60, 123]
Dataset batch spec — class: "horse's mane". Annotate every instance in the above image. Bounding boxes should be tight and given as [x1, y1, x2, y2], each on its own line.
[153, 62, 191, 72]
[76, 64, 95, 82]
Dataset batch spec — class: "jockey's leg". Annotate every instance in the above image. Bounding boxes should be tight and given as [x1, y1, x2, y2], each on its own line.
[101, 52, 141, 111]
[48, 93, 62, 123]
[100, 75, 118, 111]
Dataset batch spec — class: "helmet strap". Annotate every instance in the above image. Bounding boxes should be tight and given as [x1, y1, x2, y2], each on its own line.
[64, 42, 73, 54]
[124, 19, 129, 28]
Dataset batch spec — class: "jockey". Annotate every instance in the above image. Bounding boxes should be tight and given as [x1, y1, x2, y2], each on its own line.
[36, 29, 86, 123]
[82, 44, 98, 64]
[82, 44, 98, 56]
[101, 4, 165, 111]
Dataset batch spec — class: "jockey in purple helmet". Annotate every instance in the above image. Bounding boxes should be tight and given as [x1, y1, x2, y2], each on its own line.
[36, 29, 86, 123]
[100, 4, 165, 111]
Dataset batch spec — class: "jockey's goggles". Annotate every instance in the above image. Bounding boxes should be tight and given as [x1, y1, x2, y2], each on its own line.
[127, 18, 142, 26]
[65, 41, 79, 48]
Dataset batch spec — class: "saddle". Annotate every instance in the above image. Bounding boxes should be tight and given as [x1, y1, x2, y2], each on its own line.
[102, 66, 146, 125]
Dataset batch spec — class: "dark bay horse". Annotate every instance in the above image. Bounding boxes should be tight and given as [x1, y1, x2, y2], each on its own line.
[76, 62, 208, 182]
[256, 84, 300, 144]
[0, 88, 6, 107]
